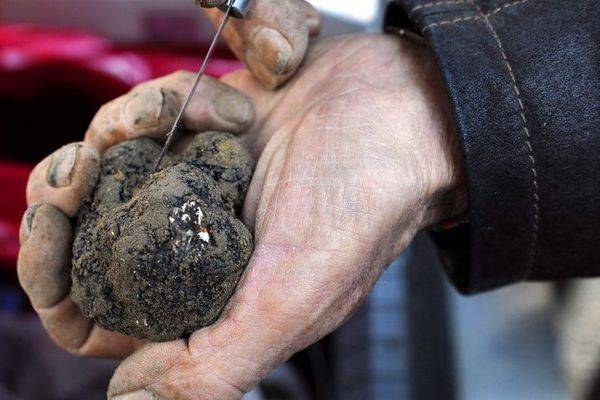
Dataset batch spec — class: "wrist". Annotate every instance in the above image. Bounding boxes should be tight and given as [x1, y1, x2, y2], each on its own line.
[422, 116, 468, 228]
[405, 45, 467, 229]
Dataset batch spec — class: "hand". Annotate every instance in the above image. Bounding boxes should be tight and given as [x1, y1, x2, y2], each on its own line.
[19, 73, 255, 358]
[107, 34, 466, 399]
[198, 0, 321, 89]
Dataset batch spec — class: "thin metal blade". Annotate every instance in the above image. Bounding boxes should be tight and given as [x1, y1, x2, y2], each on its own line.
[153, 1, 233, 172]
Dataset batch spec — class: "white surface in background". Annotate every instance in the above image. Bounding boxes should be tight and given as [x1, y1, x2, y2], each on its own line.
[308, 0, 380, 23]
[0, 0, 378, 42]
[450, 282, 568, 400]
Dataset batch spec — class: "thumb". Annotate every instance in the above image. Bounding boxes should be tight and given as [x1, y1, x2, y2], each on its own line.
[202, 0, 320, 89]
[107, 337, 247, 400]
[106, 249, 303, 400]
[107, 242, 372, 400]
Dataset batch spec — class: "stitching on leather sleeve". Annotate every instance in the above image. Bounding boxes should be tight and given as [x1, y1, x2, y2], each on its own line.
[422, 15, 479, 32]
[409, 0, 469, 18]
[421, 0, 529, 32]
[471, 1, 540, 269]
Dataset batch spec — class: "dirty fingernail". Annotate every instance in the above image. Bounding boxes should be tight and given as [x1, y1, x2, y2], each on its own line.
[47, 144, 79, 188]
[19, 204, 40, 243]
[112, 389, 159, 400]
[196, 0, 226, 7]
[247, 27, 293, 76]
[125, 88, 165, 130]
[159, 89, 180, 126]
[214, 89, 253, 127]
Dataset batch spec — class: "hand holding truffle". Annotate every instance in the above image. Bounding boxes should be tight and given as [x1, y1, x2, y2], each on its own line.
[20, 72, 254, 358]
[20, 36, 466, 399]
[106, 36, 466, 399]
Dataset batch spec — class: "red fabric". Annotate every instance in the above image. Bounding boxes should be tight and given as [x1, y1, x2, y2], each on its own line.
[0, 162, 30, 270]
[0, 24, 242, 269]
[0, 24, 241, 101]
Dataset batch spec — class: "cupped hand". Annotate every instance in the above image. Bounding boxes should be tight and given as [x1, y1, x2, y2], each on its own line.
[107, 34, 466, 399]
[198, 0, 321, 89]
[19, 72, 254, 359]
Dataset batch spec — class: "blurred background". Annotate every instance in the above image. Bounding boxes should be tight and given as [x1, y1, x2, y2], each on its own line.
[0, 1, 590, 399]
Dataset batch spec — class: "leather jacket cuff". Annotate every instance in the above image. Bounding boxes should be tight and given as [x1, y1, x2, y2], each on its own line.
[385, 0, 600, 293]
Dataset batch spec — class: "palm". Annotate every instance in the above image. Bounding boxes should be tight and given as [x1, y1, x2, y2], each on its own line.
[186, 35, 461, 393]
[241, 52, 422, 331]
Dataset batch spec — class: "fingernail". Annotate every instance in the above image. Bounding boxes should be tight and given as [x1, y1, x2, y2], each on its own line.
[196, 0, 226, 6]
[159, 89, 180, 125]
[20, 204, 40, 243]
[247, 27, 293, 76]
[47, 144, 79, 188]
[214, 89, 253, 127]
[111, 389, 159, 400]
[125, 88, 164, 129]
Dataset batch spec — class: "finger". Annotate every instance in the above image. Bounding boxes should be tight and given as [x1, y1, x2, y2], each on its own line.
[204, 0, 314, 89]
[18, 204, 142, 358]
[199, 0, 319, 36]
[18, 205, 72, 310]
[85, 72, 254, 154]
[107, 340, 241, 400]
[154, 71, 254, 132]
[107, 330, 252, 399]
[36, 299, 140, 359]
[36, 296, 93, 354]
[26, 142, 100, 217]
[201, 0, 321, 35]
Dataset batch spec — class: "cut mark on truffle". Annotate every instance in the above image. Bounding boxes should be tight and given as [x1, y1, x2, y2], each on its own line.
[169, 200, 210, 256]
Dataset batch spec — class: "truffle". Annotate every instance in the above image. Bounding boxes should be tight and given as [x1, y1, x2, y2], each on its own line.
[71, 133, 254, 342]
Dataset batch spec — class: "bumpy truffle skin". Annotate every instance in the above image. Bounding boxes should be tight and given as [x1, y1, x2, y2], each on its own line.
[71, 133, 254, 341]
[175, 132, 254, 213]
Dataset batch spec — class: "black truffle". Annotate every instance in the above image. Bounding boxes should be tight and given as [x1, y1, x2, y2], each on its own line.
[71, 133, 254, 342]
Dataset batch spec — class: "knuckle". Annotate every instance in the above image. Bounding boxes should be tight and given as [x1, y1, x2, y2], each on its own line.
[169, 70, 194, 83]
[38, 298, 92, 353]
[86, 100, 125, 152]
[120, 86, 179, 138]
[96, 100, 112, 114]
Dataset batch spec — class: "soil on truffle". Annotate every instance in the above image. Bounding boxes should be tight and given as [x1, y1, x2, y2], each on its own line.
[71, 133, 254, 342]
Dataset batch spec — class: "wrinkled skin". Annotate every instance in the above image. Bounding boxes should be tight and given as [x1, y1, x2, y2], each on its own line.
[19, 33, 465, 400]
[107, 35, 465, 400]
[199, 0, 321, 89]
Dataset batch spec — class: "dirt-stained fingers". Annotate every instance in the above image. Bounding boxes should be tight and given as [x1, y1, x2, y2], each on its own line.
[17, 204, 91, 351]
[26, 142, 100, 217]
[84, 72, 254, 154]
[18, 205, 71, 310]
[21, 143, 142, 358]
[202, 0, 321, 89]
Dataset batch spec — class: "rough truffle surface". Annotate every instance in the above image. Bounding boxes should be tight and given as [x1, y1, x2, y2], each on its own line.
[71, 133, 254, 341]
